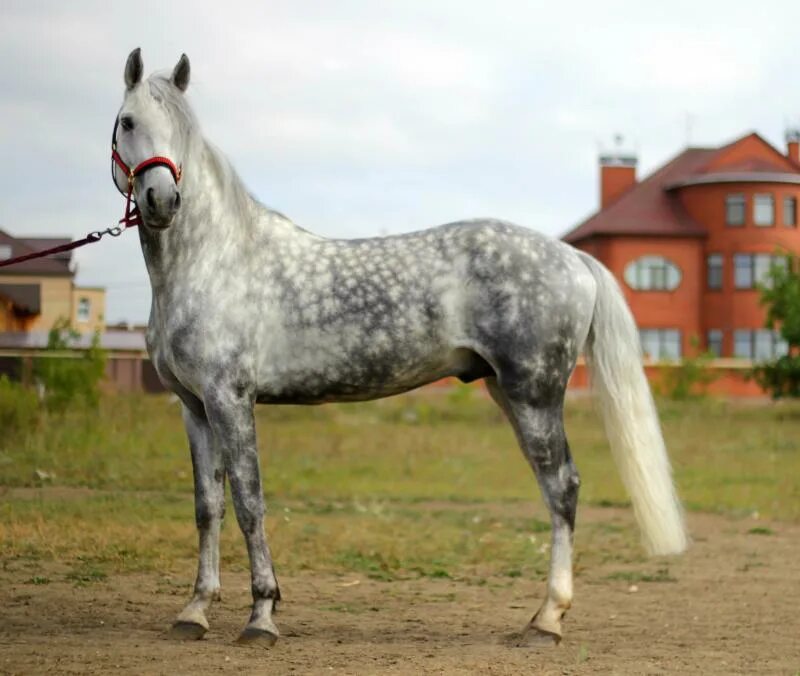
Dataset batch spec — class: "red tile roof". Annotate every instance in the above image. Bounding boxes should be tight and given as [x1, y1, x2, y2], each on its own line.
[563, 132, 800, 244]
[563, 149, 712, 243]
[708, 156, 792, 173]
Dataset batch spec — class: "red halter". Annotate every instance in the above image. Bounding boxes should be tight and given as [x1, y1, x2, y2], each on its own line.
[110, 116, 182, 228]
[0, 117, 183, 269]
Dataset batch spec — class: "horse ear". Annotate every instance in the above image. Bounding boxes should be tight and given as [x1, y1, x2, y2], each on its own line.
[171, 54, 190, 92]
[125, 48, 143, 90]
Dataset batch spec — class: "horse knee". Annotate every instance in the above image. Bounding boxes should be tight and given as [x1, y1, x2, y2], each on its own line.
[195, 501, 224, 531]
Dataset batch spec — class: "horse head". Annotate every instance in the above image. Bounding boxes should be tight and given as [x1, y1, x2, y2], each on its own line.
[111, 48, 191, 230]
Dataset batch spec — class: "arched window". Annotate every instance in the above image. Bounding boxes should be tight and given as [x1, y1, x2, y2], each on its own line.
[624, 256, 682, 291]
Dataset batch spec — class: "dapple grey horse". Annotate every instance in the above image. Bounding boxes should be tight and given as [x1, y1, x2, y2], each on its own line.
[112, 49, 687, 647]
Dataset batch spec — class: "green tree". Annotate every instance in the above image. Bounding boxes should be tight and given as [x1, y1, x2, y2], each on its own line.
[33, 319, 107, 412]
[752, 254, 800, 398]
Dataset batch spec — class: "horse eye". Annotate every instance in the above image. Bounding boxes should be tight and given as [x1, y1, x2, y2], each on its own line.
[120, 115, 135, 131]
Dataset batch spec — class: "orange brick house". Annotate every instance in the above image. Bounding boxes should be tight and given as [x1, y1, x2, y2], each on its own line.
[563, 130, 800, 396]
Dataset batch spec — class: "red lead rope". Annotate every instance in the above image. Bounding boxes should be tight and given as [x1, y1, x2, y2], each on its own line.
[0, 232, 110, 268]
[0, 142, 182, 268]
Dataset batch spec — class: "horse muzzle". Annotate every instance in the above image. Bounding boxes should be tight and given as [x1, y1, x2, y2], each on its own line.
[138, 184, 182, 229]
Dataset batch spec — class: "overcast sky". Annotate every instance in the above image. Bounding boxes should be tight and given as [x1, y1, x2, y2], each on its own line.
[2, 1, 799, 323]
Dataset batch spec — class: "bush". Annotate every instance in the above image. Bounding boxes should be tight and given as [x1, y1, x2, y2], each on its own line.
[660, 338, 718, 400]
[0, 375, 40, 440]
[754, 253, 800, 399]
[33, 319, 107, 413]
[752, 355, 800, 399]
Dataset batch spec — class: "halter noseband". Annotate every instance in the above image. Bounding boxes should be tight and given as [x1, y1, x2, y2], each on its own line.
[110, 116, 182, 228]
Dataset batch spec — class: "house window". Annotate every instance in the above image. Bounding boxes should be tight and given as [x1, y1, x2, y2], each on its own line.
[707, 254, 723, 290]
[725, 194, 746, 226]
[753, 194, 775, 226]
[734, 253, 786, 289]
[734, 254, 754, 288]
[707, 329, 723, 357]
[0, 244, 11, 260]
[733, 329, 788, 361]
[640, 329, 682, 360]
[77, 297, 91, 323]
[784, 197, 797, 227]
[623, 256, 682, 291]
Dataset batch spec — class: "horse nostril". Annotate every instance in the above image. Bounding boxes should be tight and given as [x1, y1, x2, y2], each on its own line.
[173, 192, 181, 210]
[146, 187, 156, 210]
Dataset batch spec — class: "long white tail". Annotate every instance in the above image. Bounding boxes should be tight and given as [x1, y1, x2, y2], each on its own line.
[578, 252, 688, 556]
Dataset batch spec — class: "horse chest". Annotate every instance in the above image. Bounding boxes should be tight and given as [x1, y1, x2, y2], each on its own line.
[147, 312, 238, 396]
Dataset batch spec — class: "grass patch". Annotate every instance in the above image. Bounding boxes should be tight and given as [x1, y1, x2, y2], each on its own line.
[1, 390, 800, 581]
[66, 564, 108, 587]
[26, 575, 50, 585]
[334, 549, 398, 581]
[747, 526, 774, 535]
[605, 567, 677, 583]
[3, 392, 800, 519]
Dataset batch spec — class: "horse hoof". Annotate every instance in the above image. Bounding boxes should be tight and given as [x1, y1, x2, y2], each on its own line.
[235, 626, 279, 648]
[524, 625, 562, 646]
[506, 626, 561, 647]
[169, 620, 208, 640]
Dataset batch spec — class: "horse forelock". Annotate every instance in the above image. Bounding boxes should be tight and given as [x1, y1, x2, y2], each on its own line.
[147, 76, 197, 129]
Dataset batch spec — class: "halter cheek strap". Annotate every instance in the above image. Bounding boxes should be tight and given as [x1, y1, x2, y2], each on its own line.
[110, 116, 183, 228]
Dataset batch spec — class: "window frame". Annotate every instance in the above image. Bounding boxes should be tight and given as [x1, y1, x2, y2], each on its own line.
[753, 193, 775, 227]
[639, 328, 682, 361]
[733, 254, 754, 289]
[623, 255, 682, 292]
[784, 196, 797, 227]
[706, 253, 723, 290]
[725, 193, 746, 227]
[707, 329, 723, 357]
[732, 329, 788, 361]
[733, 253, 784, 290]
[76, 297, 91, 323]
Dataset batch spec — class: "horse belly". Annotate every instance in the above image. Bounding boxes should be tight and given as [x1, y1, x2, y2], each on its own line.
[255, 346, 483, 405]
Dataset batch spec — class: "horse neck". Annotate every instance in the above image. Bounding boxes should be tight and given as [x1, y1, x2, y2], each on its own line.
[138, 137, 307, 292]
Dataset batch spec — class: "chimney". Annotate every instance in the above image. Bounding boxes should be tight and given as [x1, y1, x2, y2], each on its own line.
[600, 135, 637, 209]
[787, 127, 800, 164]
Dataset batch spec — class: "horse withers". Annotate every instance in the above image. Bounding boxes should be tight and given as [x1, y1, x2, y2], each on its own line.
[112, 48, 687, 647]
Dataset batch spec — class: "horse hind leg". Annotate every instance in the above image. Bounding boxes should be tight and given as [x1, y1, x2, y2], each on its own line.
[170, 402, 226, 640]
[487, 377, 580, 645]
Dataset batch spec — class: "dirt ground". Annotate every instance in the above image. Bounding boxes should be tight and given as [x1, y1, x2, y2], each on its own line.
[1, 508, 798, 676]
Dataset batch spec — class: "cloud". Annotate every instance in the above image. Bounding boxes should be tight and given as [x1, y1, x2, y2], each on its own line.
[1, 0, 800, 322]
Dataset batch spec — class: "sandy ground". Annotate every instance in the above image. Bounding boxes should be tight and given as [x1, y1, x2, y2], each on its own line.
[1, 508, 799, 676]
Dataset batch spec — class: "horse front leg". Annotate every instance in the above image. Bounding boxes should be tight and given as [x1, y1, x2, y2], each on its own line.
[171, 402, 225, 639]
[205, 385, 281, 647]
